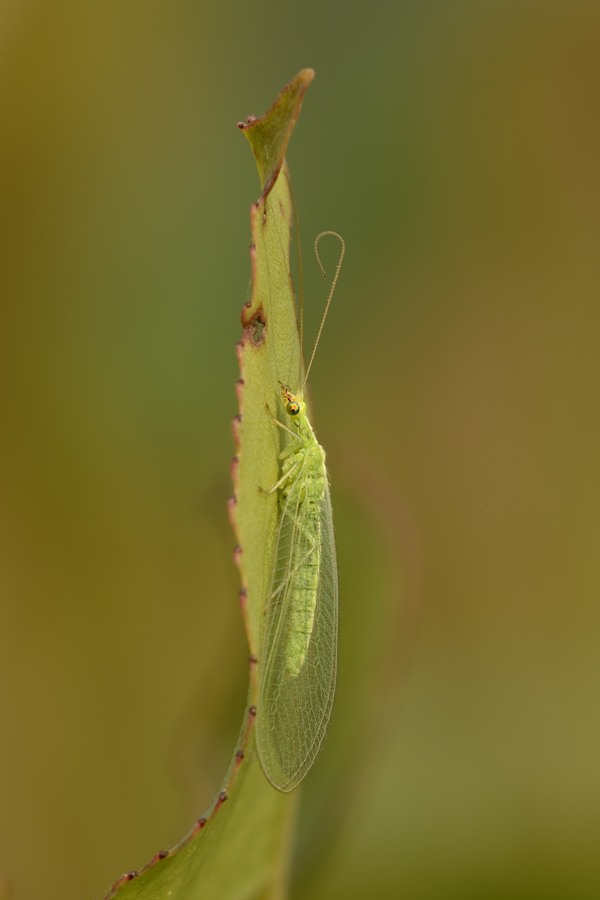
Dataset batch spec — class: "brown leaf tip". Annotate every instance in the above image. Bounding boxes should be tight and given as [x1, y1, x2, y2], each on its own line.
[237, 115, 258, 130]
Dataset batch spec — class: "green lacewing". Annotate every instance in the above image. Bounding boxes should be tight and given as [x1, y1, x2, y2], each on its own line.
[256, 231, 345, 792]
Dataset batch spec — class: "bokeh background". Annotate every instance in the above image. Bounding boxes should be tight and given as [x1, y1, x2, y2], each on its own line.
[1, 2, 599, 898]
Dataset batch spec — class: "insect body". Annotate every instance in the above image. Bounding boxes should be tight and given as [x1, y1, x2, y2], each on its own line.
[256, 383, 338, 792]
[256, 231, 344, 793]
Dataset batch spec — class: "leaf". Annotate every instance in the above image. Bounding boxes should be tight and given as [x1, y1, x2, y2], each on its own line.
[235, 67, 314, 661]
[239, 68, 315, 199]
[103, 69, 314, 900]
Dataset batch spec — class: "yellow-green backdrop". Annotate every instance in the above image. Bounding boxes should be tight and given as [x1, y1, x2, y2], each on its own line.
[1, 3, 599, 899]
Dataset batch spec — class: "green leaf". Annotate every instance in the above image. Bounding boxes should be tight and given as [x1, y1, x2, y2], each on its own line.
[239, 68, 315, 198]
[235, 67, 314, 662]
[103, 69, 313, 900]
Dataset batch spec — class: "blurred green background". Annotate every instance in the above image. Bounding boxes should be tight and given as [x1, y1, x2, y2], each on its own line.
[1, 2, 599, 898]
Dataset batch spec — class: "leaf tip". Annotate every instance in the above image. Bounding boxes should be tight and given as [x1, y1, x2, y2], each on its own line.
[238, 68, 315, 197]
